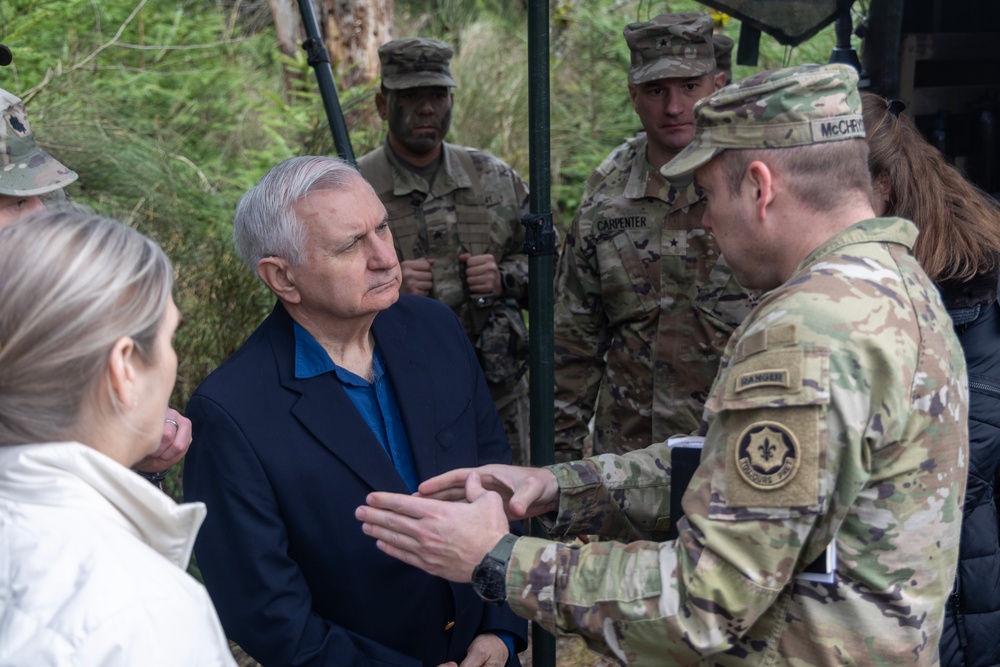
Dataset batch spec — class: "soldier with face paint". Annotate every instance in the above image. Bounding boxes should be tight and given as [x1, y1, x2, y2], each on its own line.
[357, 38, 532, 466]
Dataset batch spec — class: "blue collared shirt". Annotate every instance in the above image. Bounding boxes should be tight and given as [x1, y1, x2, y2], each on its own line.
[293, 323, 517, 659]
[293, 323, 418, 493]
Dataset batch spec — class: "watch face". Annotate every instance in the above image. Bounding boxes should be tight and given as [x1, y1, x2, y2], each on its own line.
[473, 561, 507, 603]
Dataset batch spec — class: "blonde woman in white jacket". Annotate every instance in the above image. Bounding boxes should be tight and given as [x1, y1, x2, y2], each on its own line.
[0, 210, 236, 667]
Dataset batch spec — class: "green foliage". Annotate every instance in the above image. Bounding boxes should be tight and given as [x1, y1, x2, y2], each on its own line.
[2, 0, 309, 500]
[399, 0, 837, 230]
[3, 0, 841, 504]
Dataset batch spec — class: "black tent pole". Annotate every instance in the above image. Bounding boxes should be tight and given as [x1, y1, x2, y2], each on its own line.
[523, 0, 557, 663]
[296, 0, 356, 165]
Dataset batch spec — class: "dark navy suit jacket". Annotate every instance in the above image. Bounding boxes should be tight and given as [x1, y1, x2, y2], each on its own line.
[184, 296, 527, 667]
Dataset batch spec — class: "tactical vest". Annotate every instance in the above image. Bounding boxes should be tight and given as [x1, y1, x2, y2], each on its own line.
[359, 145, 493, 261]
[358, 145, 528, 386]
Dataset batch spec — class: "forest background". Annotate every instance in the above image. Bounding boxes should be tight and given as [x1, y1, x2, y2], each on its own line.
[1, 0, 842, 537]
[3, 1, 840, 663]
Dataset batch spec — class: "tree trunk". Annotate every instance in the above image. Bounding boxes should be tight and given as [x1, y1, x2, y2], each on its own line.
[268, 0, 392, 89]
[267, 0, 306, 59]
[323, 0, 393, 88]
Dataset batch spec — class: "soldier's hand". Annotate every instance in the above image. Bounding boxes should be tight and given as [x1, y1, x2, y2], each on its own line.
[357, 472, 510, 582]
[459, 253, 502, 296]
[417, 464, 560, 520]
[400, 258, 435, 296]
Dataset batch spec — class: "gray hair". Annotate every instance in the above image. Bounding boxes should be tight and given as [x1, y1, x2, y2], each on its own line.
[0, 209, 173, 445]
[233, 156, 366, 271]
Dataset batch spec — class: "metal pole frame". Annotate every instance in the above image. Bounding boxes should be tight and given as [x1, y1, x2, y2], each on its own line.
[296, 0, 356, 165]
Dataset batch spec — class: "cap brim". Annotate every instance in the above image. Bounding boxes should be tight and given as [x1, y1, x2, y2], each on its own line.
[383, 72, 458, 90]
[660, 145, 722, 180]
[0, 149, 79, 197]
[629, 59, 715, 85]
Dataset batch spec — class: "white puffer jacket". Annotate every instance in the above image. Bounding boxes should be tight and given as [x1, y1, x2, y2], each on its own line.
[0, 442, 236, 666]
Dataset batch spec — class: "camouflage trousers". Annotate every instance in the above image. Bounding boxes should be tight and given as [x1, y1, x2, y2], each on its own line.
[490, 376, 529, 466]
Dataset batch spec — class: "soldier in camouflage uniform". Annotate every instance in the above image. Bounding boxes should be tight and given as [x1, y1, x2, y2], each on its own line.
[357, 38, 531, 464]
[553, 14, 756, 460]
[0, 88, 77, 226]
[0, 87, 190, 479]
[713, 33, 734, 84]
[358, 64, 970, 666]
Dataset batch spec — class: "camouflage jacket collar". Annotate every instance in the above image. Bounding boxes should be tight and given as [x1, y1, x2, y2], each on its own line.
[383, 139, 472, 199]
[623, 132, 702, 212]
[796, 216, 918, 275]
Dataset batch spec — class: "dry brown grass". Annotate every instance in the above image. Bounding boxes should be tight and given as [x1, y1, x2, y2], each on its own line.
[519, 632, 621, 667]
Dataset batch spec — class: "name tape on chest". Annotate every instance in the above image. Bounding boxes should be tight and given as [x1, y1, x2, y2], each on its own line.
[596, 216, 649, 233]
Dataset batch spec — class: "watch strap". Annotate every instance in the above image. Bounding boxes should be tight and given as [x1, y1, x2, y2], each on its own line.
[487, 533, 519, 566]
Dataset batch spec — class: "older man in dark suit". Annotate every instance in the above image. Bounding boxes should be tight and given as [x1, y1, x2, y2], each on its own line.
[184, 156, 526, 667]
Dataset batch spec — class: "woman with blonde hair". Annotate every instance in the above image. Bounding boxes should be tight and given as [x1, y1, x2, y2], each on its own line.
[0, 209, 235, 666]
[863, 92, 1000, 667]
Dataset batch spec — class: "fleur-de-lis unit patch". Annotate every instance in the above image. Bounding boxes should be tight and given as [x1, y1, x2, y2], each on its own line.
[734, 421, 801, 490]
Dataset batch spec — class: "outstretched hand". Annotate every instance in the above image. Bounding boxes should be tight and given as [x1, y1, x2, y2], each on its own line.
[416, 464, 560, 520]
[356, 472, 511, 582]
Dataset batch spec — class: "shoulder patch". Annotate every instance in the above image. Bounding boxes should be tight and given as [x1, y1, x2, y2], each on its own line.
[721, 406, 821, 509]
[734, 421, 801, 489]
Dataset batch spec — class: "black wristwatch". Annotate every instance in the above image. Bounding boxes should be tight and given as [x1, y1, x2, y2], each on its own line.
[471, 534, 518, 604]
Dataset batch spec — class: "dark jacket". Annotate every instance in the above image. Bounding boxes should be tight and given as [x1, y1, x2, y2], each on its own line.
[939, 271, 1000, 667]
[184, 296, 527, 667]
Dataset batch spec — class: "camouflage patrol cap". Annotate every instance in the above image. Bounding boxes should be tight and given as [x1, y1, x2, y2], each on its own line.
[713, 34, 734, 83]
[0, 88, 78, 197]
[661, 63, 865, 179]
[379, 38, 458, 90]
[624, 13, 716, 85]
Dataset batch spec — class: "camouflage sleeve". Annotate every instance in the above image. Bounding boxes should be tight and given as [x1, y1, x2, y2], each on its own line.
[552, 201, 610, 459]
[538, 445, 673, 541]
[506, 352, 833, 663]
[496, 165, 530, 304]
[505, 274, 967, 665]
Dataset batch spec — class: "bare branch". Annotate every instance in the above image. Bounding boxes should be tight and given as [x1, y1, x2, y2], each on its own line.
[21, 0, 149, 99]
[113, 37, 250, 51]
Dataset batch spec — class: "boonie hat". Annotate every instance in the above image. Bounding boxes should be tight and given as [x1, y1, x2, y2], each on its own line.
[624, 13, 716, 85]
[661, 63, 865, 179]
[0, 88, 78, 197]
[379, 38, 458, 90]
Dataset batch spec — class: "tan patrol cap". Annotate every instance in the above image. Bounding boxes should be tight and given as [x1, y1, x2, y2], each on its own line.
[0, 88, 78, 197]
[661, 64, 865, 179]
[378, 38, 458, 90]
[624, 13, 717, 85]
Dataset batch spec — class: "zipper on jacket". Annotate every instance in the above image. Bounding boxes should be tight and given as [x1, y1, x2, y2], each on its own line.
[968, 377, 1000, 400]
[950, 569, 969, 650]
